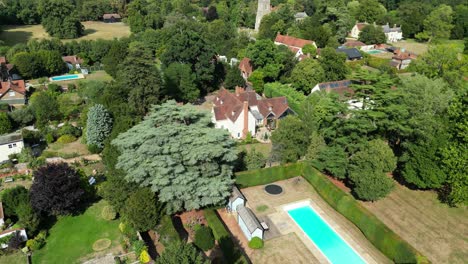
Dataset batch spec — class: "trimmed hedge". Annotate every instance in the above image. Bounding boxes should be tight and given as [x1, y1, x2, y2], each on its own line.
[235, 163, 304, 188]
[204, 210, 249, 264]
[235, 163, 428, 264]
[194, 226, 215, 250]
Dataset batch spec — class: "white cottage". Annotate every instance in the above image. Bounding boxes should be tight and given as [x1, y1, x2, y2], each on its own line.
[350, 22, 403, 43]
[0, 132, 24, 163]
[228, 186, 246, 213]
[237, 205, 263, 241]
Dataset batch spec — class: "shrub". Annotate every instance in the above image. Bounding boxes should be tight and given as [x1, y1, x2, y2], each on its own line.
[56, 134, 77, 144]
[26, 230, 47, 251]
[248, 237, 263, 249]
[139, 249, 151, 263]
[101, 205, 117, 220]
[58, 124, 81, 137]
[45, 133, 55, 143]
[87, 144, 101, 154]
[132, 240, 147, 256]
[194, 226, 215, 251]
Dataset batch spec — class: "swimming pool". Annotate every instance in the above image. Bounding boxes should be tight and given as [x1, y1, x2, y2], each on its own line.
[366, 50, 383, 54]
[286, 203, 366, 264]
[50, 74, 84, 81]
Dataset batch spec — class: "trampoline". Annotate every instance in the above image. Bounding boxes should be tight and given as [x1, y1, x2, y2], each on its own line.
[264, 184, 283, 195]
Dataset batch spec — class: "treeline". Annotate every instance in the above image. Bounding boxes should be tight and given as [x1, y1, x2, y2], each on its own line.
[270, 44, 467, 206]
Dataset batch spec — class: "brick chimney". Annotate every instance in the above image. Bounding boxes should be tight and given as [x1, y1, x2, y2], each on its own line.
[235, 86, 244, 96]
[242, 101, 249, 138]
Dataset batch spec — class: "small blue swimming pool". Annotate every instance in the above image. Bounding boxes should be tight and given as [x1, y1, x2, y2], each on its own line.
[50, 74, 81, 81]
[287, 204, 366, 264]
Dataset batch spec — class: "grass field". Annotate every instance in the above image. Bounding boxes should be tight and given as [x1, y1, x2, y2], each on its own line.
[361, 183, 468, 264]
[0, 21, 131, 46]
[32, 200, 121, 264]
[0, 251, 28, 264]
[238, 142, 272, 157]
[392, 39, 464, 55]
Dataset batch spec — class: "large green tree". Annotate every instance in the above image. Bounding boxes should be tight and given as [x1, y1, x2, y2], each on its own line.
[122, 188, 163, 231]
[39, 0, 84, 39]
[164, 63, 200, 103]
[112, 101, 237, 213]
[358, 25, 387, 44]
[318, 47, 350, 82]
[271, 116, 310, 163]
[224, 65, 246, 90]
[29, 91, 61, 127]
[421, 5, 454, 41]
[348, 139, 396, 201]
[290, 59, 325, 94]
[117, 42, 163, 116]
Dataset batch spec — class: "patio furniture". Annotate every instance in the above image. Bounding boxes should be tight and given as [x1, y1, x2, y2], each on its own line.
[261, 221, 269, 231]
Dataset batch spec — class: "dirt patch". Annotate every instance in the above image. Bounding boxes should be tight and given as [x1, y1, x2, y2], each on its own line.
[92, 239, 111, 251]
[361, 182, 468, 264]
[250, 233, 320, 264]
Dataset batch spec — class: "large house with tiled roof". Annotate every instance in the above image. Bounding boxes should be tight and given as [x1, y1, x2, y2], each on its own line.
[274, 33, 317, 59]
[212, 87, 293, 139]
[0, 80, 27, 106]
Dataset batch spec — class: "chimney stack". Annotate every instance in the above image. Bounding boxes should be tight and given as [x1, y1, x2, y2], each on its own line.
[242, 101, 249, 139]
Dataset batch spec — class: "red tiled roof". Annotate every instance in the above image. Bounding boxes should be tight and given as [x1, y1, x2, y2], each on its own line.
[343, 40, 366, 47]
[356, 23, 368, 31]
[274, 34, 315, 49]
[239, 57, 253, 76]
[62, 55, 84, 65]
[0, 80, 26, 98]
[392, 52, 417, 60]
[213, 88, 291, 122]
[103, 13, 121, 19]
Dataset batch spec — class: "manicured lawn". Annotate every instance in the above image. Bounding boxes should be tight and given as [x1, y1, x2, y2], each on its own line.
[238, 142, 272, 157]
[0, 251, 28, 264]
[361, 182, 468, 263]
[392, 39, 464, 55]
[0, 22, 130, 46]
[32, 200, 121, 264]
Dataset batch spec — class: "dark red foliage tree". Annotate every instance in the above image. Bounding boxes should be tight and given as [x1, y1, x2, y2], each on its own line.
[30, 163, 85, 216]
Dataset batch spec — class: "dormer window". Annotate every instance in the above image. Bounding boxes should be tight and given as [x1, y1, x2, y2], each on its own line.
[268, 106, 272, 111]
[232, 111, 235, 116]
[220, 100, 223, 105]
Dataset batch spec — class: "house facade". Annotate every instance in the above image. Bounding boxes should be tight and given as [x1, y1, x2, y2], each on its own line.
[391, 50, 417, 70]
[0, 132, 24, 163]
[62, 55, 83, 70]
[274, 34, 317, 59]
[351, 22, 403, 43]
[103, 13, 121, 23]
[0, 80, 27, 106]
[212, 87, 293, 139]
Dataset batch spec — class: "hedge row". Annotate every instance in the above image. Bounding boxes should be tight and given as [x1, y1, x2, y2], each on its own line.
[204, 209, 249, 264]
[234, 163, 428, 263]
[235, 162, 303, 188]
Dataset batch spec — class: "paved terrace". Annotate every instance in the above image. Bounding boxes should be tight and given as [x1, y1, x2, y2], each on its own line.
[220, 177, 390, 264]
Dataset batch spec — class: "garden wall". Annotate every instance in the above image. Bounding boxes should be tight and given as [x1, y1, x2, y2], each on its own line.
[235, 163, 428, 263]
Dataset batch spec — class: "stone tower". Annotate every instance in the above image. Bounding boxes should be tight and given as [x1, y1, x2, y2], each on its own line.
[255, 0, 271, 31]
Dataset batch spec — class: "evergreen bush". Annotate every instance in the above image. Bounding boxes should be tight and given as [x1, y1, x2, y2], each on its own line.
[248, 237, 264, 249]
[194, 226, 215, 251]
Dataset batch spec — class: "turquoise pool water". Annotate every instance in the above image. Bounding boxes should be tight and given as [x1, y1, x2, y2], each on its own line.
[366, 50, 383, 54]
[287, 205, 366, 264]
[51, 74, 80, 81]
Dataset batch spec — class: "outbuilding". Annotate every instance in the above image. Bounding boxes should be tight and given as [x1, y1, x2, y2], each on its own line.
[103, 13, 121, 23]
[0, 132, 24, 163]
[228, 186, 246, 212]
[237, 205, 264, 241]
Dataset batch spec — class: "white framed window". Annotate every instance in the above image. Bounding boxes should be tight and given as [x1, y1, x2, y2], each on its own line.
[8, 144, 12, 148]
[9, 91, 15, 97]
[12, 143, 17, 147]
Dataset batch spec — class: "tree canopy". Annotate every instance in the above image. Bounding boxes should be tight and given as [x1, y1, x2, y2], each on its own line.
[113, 101, 237, 213]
